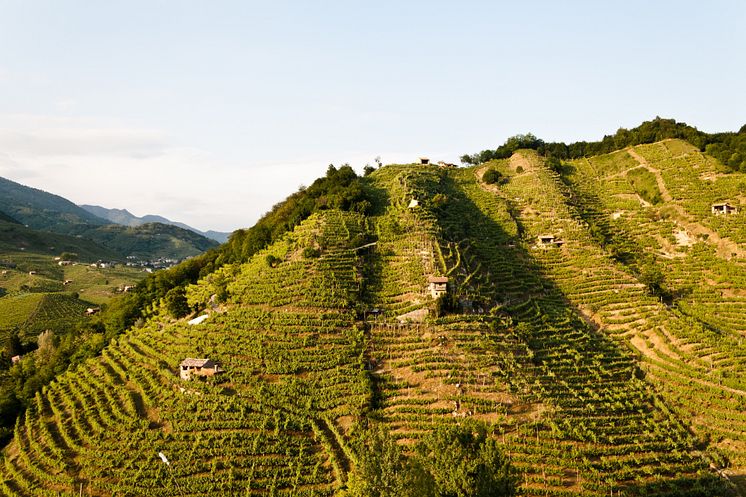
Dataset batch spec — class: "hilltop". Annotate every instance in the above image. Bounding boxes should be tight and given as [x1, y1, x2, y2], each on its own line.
[0, 176, 219, 260]
[1, 121, 745, 496]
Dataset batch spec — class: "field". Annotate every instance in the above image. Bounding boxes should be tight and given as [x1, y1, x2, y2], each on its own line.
[0, 252, 145, 349]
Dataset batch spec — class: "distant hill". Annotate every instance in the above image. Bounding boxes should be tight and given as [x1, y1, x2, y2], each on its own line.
[0, 176, 107, 230]
[0, 176, 219, 259]
[0, 218, 118, 260]
[0, 210, 21, 225]
[80, 204, 231, 243]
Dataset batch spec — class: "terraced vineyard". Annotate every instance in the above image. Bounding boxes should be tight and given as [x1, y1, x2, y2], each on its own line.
[1, 140, 744, 496]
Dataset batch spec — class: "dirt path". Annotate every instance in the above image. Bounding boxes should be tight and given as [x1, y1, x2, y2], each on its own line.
[619, 148, 745, 259]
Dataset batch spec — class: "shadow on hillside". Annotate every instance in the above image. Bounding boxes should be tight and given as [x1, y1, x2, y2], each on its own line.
[420, 169, 730, 496]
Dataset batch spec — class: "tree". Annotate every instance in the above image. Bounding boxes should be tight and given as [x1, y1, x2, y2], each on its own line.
[416, 421, 517, 497]
[164, 287, 190, 318]
[346, 426, 433, 497]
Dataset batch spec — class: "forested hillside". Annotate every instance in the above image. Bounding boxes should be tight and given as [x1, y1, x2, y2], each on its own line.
[1, 134, 744, 496]
[0, 176, 218, 260]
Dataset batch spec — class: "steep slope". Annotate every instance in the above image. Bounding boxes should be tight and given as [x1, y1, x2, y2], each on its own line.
[0, 212, 20, 225]
[80, 204, 231, 243]
[0, 210, 371, 496]
[2, 150, 739, 497]
[85, 222, 218, 260]
[363, 164, 731, 496]
[557, 141, 746, 474]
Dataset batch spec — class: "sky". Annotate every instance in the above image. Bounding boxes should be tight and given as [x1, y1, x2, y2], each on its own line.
[0, 1, 744, 232]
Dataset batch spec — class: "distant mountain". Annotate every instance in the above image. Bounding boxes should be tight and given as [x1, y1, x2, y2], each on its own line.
[0, 176, 219, 259]
[80, 204, 231, 243]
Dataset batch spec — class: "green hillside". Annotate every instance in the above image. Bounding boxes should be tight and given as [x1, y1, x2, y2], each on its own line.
[0, 177, 219, 260]
[0, 177, 106, 231]
[1, 138, 744, 496]
[0, 219, 118, 261]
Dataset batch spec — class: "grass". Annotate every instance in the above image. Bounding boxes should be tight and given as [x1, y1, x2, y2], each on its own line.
[626, 166, 663, 204]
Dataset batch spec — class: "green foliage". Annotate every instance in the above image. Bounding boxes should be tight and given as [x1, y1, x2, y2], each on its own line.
[638, 261, 667, 299]
[482, 168, 505, 185]
[265, 254, 282, 267]
[217, 164, 370, 265]
[302, 247, 321, 259]
[346, 427, 432, 497]
[431, 193, 449, 208]
[433, 292, 460, 317]
[164, 287, 190, 318]
[627, 167, 663, 204]
[59, 252, 78, 261]
[0, 176, 217, 259]
[348, 423, 516, 497]
[462, 133, 543, 164]
[416, 422, 517, 497]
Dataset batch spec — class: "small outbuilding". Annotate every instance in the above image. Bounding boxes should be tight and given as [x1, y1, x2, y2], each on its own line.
[537, 234, 564, 247]
[419, 157, 430, 165]
[428, 276, 449, 299]
[85, 307, 100, 316]
[180, 358, 223, 380]
[11, 355, 21, 365]
[711, 203, 737, 215]
[408, 199, 420, 208]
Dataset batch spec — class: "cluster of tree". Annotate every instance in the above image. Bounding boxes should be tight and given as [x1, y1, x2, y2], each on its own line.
[461, 118, 746, 173]
[345, 422, 517, 497]
[0, 322, 110, 444]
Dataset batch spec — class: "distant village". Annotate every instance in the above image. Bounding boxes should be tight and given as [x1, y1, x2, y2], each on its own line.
[52, 255, 183, 273]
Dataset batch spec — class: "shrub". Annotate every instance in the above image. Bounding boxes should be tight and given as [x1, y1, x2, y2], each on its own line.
[302, 247, 321, 259]
[482, 168, 504, 185]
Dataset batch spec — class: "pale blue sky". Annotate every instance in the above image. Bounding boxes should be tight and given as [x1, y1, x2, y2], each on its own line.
[0, 1, 744, 231]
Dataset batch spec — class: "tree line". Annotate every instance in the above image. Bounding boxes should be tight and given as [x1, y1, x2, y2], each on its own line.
[461, 117, 746, 173]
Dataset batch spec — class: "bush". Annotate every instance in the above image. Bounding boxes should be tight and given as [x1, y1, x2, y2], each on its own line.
[482, 168, 504, 185]
[627, 168, 663, 204]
